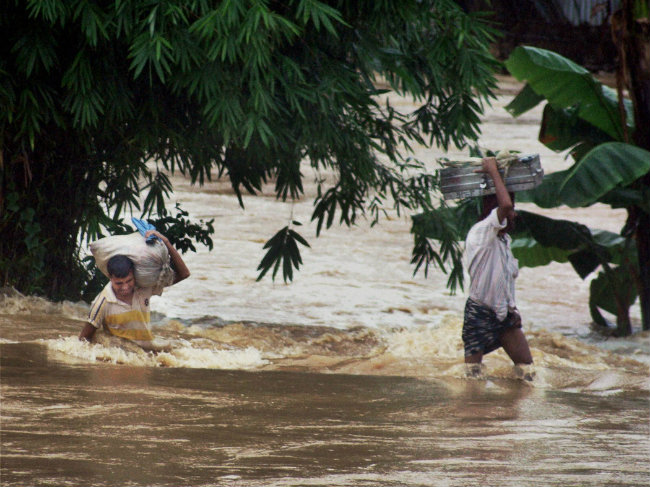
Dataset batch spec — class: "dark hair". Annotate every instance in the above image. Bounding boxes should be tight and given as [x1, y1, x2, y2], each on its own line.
[479, 192, 515, 221]
[107, 255, 134, 278]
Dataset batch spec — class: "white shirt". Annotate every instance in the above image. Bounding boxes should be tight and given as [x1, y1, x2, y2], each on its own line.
[465, 208, 519, 321]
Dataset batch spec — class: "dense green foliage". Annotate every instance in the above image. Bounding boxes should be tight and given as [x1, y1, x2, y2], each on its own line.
[1, 0, 500, 300]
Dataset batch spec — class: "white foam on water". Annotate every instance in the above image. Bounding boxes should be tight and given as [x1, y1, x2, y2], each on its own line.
[380, 312, 463, 361]
[0, 293, 88, 320]
[155, 342, 268, 369]
[43, 336, 268, 370]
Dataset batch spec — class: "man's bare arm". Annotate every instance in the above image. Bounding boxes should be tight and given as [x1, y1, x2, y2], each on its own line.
[481, 157, 514, 223]
[79, 322, 97, 341]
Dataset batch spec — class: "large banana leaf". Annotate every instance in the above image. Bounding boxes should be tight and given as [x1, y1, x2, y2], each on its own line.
[512, 210, 628, 277]
[558, 142, 650, 207]
[505, 46, 633, 141]
[537, 104, 613, 159]
[505, 83, 545, 116]
[508, 90, 606, 159]
[510, 237, 571, 267]
[518, 143, 650, 209]
[599, 187, 650, 212]
[516, 170, 566, 207]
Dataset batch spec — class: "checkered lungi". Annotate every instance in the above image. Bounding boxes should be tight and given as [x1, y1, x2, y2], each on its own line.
[462, 297, 521, 357]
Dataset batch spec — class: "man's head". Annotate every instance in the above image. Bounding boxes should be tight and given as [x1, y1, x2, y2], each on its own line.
[107, 255, 134, 278]
[107, 255, 135, 301]
[480, 192, 516, 233]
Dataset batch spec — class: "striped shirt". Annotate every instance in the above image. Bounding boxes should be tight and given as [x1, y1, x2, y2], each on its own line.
[465, 208, 519, 321]
[87, 282, 163, 347]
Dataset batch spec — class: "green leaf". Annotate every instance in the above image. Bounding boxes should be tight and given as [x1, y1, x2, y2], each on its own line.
[514, 170, 566, 207]
[410, 199, 479, 292]
[568, 249, 602, 279]
[537, 103, 613, 157]
[514, 210, 592, 251]
[257, 226, 310, 282]
[26, 0, 68, 24]
[558, 142, 650, 207]
[3, 0, 501, 299]
[505, 83, 544, 117]
[288, 228, 310, 247]
[510, 237, 571, 267]
[505, 46, 633, 140]
[512, 210, 630, 279]
[598, 187, 647, 210]
[295, 0, 348, 34]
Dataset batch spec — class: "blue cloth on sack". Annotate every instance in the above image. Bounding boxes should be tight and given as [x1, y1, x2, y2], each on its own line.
[131, 217, 158, 242]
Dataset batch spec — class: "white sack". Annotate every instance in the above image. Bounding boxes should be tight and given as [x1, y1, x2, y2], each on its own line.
[90, 233, 175, 289]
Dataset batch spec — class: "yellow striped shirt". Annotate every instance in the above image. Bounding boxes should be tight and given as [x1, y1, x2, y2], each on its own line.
[88, 282, 163, 346]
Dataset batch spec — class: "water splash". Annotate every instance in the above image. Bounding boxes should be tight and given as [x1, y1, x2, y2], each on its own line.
[44, 335, 268, 370]
[31, 312, 648, 394]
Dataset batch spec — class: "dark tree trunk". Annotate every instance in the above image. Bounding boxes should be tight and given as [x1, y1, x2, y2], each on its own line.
[621, 0, 650, 331]
[638, 204, 650, 331]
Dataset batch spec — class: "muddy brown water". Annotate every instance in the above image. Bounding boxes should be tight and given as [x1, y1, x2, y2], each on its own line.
[1, 76, 649, 486]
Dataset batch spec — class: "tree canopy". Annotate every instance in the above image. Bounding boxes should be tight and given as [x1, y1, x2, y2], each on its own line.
[1, 0, 500, 300]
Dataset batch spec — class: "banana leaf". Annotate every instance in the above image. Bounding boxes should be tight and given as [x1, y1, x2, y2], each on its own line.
[558, 142, 650, 207]
[512, 210, 628, 277]
[505, 46, 633, 141]
[599, 187, 650, 212]
[519, 143, 650, 209]
[505, 83, 545, 117]
[537, 104, 614, 158]
[516, 170, 566, 207]
[510, 237, 571, 267]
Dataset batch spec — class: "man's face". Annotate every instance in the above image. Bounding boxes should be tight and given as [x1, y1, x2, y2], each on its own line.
[110, 271, 135, 301]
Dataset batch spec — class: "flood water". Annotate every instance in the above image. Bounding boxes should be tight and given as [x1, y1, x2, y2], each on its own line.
[1, 76, 649, 486]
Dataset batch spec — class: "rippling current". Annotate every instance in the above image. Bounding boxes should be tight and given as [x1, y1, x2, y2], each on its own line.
[1, 77, 649, 486]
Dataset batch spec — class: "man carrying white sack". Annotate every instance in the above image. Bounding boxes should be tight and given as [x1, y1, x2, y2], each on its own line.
[78, 230, 190, 350]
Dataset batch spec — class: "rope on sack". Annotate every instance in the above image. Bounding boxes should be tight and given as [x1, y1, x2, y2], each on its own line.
[156, 264, 175, 289]
[153, 240, 176, 289]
